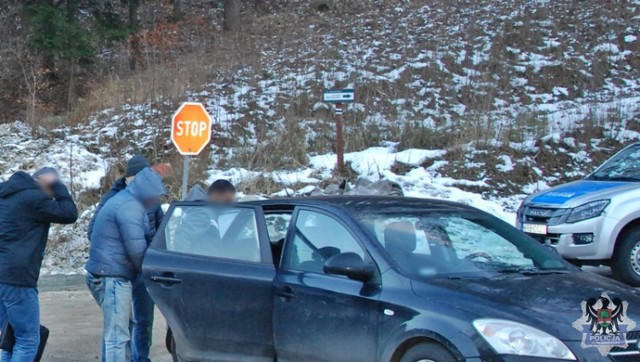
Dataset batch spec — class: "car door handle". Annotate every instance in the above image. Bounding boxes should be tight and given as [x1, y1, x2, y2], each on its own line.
[274, 286, 295, 299]
[150, 274, 182, 284]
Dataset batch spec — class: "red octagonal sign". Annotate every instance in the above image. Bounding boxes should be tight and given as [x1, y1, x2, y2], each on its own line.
[171, 102, 212, 156]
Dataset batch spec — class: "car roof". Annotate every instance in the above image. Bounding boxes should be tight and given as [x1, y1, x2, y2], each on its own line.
[241, 195, 474, 213]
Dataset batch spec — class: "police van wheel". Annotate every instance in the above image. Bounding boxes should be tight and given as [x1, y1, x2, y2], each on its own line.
[399, 342, 456, 362]
[612, 228, 640, 287]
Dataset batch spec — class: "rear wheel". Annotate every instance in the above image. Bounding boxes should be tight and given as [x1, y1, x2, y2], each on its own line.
[400, 342, 457, 362]
[612, 228, 640, 287]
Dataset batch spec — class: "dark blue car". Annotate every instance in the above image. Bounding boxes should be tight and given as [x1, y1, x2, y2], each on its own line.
[142, 196, 640, 362]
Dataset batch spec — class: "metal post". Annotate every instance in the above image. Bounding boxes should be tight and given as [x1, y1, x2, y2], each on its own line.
[335, 103, 344, 172]
[181, 155, 190, 200]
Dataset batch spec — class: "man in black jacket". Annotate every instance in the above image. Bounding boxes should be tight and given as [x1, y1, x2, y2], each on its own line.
[0, 167, 77, 361]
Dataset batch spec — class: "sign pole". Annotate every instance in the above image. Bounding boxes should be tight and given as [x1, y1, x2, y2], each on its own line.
[171, 101, 212, 200]
[322, 88, 354, 174]
[181, 155, 190, 200]
[335, 103, 344, 173]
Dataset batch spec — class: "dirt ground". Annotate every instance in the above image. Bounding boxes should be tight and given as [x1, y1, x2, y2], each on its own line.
[36, 275, 172, 362]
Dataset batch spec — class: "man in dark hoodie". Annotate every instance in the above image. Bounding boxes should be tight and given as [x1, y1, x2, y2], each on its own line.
[86, 167, 166, 362]
[0, 167, 77, 361]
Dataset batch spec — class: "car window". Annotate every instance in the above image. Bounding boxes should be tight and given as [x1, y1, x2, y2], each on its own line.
[163, 205, 261, 263]
[264, 213, 292, 243]
[283, 210, 365, 274]
[355, 211, 566, 278]
[589, 143, 640, 181]
[442, 217, 534, 266]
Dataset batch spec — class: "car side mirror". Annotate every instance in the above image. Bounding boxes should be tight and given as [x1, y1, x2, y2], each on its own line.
[323, 252, 375, 282]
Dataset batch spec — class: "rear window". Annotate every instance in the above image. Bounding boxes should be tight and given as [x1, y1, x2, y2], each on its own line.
[163, 205, 261, 263]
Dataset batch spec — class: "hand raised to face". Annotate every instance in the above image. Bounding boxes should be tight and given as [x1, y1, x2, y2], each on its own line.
[36, 172, 58, 188]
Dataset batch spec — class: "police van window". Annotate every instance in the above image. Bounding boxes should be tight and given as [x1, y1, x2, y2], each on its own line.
[164, 205, 261, 263]
[284, 210, 365, 274]
[264, 213, 292, 243]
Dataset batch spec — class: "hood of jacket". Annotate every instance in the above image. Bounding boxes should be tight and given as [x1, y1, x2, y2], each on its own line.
[127, 167, 166, 202]
[0, 172, 40, 198]
[109, 177, 128, 194]
[184, 184, 207, 201]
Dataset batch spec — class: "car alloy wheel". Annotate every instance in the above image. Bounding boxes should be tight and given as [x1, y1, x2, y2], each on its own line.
[630, 240, 640, 276]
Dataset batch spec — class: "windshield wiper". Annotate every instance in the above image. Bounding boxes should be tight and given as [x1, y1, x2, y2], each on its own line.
[601, 176, 640, 182]
[588, 175, 640, 182]
[496, 267, 570, 275]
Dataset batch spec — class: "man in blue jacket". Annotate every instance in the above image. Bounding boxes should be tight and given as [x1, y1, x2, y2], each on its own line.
[88, 155, 169, 362]
[86, 167, 166, 362]
[88, 155, 164, 239]
[0, 168, 78, 361]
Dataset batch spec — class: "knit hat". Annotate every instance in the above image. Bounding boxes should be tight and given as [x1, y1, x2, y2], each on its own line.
[125, 155, 150, 177]
[33, 167, 59, 179]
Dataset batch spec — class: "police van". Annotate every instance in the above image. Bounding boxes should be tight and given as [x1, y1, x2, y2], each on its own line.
[518, 142, 640, 286]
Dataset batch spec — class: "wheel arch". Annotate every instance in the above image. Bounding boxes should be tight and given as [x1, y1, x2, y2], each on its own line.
[389, 333, 464, 362]
[613, 218, 640, 256]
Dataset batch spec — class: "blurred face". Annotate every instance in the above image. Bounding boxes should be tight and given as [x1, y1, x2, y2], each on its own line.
[35, 173, 58, 196]
[209, 191, 235, 204]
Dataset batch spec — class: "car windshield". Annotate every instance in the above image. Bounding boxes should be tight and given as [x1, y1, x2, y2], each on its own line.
[353, 210, 569, 278]
[588, 144, 640, 181]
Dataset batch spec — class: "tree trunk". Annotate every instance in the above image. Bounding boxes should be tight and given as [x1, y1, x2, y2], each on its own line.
[223, 0, 241, 32]
[172, 0, 183, 21]
[128, 0, 141, 71]
[32, 0, 57, 73]
[65, 0, 78, 22]
[254, 0, 265, 12]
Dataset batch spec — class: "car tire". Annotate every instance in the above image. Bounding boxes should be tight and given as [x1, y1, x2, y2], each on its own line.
[612, 228, 640, 287]
[399, 342, 457, 362]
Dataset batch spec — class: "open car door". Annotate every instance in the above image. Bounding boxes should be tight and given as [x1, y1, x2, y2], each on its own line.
[273, 207, 381, 362]
[142, 202, 276, 361]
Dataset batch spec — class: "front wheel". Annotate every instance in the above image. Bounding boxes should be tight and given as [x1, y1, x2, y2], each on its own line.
[400, 342, 457, 362]
[612, 228, 640, 287]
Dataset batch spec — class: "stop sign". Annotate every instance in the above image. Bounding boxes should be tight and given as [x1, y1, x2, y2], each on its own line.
[171, 102, 212, 155]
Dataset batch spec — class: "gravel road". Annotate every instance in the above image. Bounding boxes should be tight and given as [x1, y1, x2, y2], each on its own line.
[36, 275, 172, 362]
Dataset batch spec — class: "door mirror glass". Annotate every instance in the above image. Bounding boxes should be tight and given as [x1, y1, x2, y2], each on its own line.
[323, 252, 375, 282]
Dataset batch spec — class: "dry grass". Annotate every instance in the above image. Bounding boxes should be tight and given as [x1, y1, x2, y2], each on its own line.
[0, 0, 634, 201]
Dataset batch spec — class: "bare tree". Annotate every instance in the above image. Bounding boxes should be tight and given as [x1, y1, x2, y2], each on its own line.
[128, 0, 141, 71]
[172, 0, 182, 21]
[224, 0, 241, 32]
[13, 48, 46, 132]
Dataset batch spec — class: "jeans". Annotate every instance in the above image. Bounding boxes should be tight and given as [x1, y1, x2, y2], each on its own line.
[0, 283, 39, 362]
[86, 274, 132, 362]
[130, 274, 154, 362]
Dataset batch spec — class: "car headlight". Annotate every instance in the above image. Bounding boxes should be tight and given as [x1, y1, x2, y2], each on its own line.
[473, 319, 576, 360]
[566, 200, 609, 223]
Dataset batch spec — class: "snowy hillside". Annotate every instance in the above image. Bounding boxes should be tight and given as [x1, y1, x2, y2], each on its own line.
[0, 0, 638, 273]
